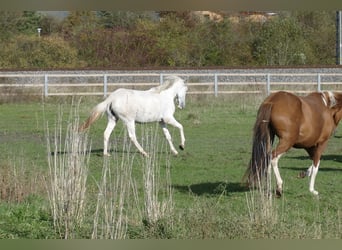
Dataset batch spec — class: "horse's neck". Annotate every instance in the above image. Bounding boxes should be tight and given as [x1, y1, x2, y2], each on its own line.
[161, 85, 178, 98]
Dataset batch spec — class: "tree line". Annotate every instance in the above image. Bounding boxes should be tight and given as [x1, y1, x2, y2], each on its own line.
[0, 11, 338, 69]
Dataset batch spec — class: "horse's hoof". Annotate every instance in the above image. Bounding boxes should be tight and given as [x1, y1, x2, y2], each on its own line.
[275, 188, 282, 198]
[103, 153, 111, 157]
[179, 145, 184, 150]
[172, 150, 179, 156]
[310, 190, 319, 195]
[297, 171, 306, 178]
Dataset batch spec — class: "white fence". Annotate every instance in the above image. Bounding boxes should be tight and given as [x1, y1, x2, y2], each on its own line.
[1, 72, 342, 97]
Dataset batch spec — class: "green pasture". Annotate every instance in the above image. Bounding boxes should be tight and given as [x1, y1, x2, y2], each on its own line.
[1, 94, 342, 239]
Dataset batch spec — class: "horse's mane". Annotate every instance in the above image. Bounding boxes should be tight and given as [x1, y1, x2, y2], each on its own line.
[319, 91, 338, 108]
[150, 76, 181, 93]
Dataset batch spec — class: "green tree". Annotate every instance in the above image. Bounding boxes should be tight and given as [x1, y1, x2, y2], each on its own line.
[0, 11, 22, 40]
[39, 14, 63, 35]
[17, 11, 43, 35]
[61, 11, 100, 63]
[252, 15, 308, 65]
[97, 11, 156, 29]
[152, 15, 190, 66]
[293, 11, 335, 64]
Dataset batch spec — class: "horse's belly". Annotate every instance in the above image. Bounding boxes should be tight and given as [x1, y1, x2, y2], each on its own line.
[135, 110, 161, 123]
[294, 130, 330, 148]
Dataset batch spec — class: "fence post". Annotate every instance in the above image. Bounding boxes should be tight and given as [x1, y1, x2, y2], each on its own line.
[104, 74, 108, 97]
[266, 73, 271, 96]
[44, 74, 48, 97]
[160, 73, 163, 85]
[214, 73, 218, 97]
[317, 73, 321, 92]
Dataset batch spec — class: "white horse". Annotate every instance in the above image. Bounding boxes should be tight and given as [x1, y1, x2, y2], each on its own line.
[79, 75, 188, 157]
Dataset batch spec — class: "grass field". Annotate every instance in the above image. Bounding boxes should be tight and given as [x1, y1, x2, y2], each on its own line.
[1, 93, 342, 239]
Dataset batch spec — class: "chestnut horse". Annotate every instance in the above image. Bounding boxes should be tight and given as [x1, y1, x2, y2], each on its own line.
[244, 91, 342, 196]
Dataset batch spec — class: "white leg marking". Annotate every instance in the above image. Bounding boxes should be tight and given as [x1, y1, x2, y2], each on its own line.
[309, 161, 320, 195]
[306, 165, 313, 177]
[271, 153, 283, 192]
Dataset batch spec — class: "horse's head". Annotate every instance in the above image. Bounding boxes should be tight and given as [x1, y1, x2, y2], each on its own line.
[330, 92, 342, 125]
[175, 79, 188, 109]
[163, 75, 188, 109]
[176, 85, 188, 109]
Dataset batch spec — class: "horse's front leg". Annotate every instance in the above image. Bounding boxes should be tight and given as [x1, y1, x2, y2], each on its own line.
[159, 121, 178, 155]
[308, 162, 319, 195]
[299, 162, 319, 195]
[164, 117, 185, 151]
[302, 145, 326, 195]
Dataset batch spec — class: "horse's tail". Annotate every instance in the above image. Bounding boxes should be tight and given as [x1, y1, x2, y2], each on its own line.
[79, 100, 108, 132]
[243, 102, 274, 187]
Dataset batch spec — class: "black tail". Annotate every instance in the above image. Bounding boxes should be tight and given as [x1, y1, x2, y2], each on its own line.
[243, 103, 274, 187]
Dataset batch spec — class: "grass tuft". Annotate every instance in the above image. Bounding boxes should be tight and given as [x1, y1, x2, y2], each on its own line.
[45, 101, 90, 239]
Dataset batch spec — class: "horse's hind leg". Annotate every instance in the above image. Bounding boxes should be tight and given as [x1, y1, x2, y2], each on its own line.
[271, 153, 284, 197]
[271, 138, 293, 197]
[103, 117, 116, 156]
[159, 121, 178, 155]
[125, 121, 148, 157]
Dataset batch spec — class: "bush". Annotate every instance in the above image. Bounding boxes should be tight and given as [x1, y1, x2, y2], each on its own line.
[0, 35, 83, 69]
[0, 11, 338, 69]
[252, 16, 308, 65]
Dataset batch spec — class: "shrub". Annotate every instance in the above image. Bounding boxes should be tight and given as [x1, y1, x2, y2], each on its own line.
[0, 35, 83, 69]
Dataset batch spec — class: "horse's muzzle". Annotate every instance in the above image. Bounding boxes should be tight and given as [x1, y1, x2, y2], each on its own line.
[178, 103, 185, 109]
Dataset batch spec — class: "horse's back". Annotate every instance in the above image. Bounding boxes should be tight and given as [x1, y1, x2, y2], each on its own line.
[265, 91, 303, 119]
[263, 92, 302, 136]
[265, 91, 324, 118]
[108, 88, 164, 122]
[265, 91, 333, 147]
[110, 88, 159, 104]
[265, 91, 300, 106]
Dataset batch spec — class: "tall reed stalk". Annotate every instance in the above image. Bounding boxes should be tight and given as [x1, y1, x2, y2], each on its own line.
[91, 125, 174, 238]
[141, 126, 174, 229]
[45, 104, 90, 239]
[91, 136, 136, 239]
[245, 142, 278, 230]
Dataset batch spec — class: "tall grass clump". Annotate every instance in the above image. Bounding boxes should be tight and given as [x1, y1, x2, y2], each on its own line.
[141, 126, 174, 236]
[245, 146, 280, 238]
[91, 125, 174, 239]
[0, 158, 43, 203]
[45, 104, 90, 239]
[91, 136, 136, 239]
[245, 176, 278, 233]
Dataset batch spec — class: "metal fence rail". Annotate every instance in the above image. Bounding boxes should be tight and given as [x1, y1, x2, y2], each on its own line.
[1, 72, 342, 97]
